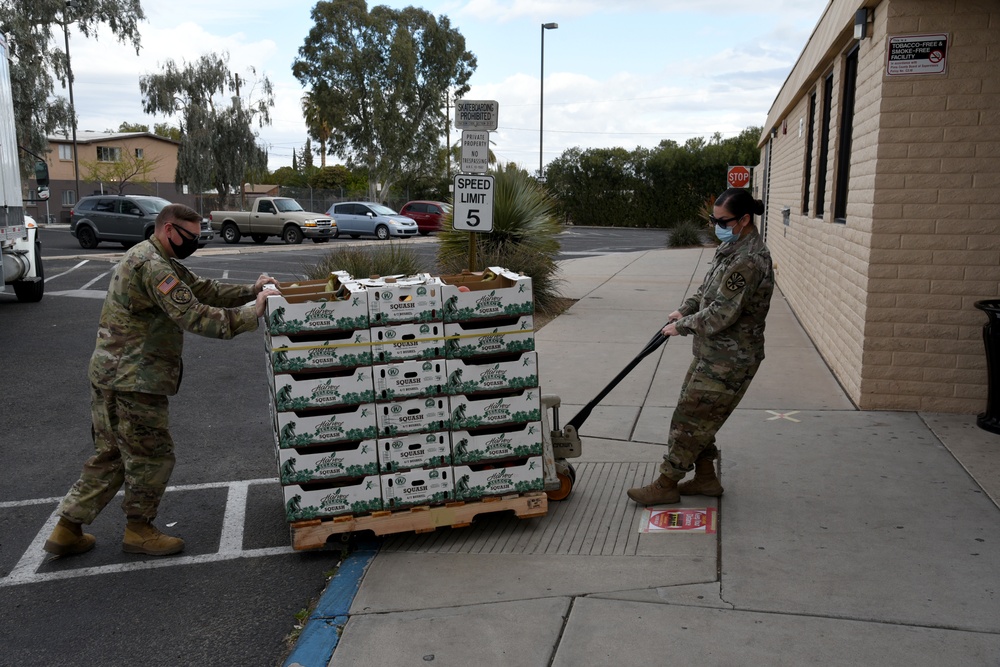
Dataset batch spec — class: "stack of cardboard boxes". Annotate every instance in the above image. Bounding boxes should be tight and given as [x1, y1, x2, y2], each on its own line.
[266, 268, 545, 525]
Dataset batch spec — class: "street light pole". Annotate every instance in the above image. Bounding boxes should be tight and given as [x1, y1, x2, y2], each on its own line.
[62, 0, 80, 204]
[540, 22, 558, 181]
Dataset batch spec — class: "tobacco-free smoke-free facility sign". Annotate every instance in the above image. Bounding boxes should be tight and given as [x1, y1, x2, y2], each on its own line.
[886, 33, 948, 76]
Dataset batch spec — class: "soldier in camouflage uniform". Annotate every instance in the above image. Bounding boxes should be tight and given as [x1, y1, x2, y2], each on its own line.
[628, 188, 774, 505]
[44, 204, 279, 557]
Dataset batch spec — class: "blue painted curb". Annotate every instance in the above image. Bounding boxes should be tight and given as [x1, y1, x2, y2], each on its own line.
[283, 540, 379, 667]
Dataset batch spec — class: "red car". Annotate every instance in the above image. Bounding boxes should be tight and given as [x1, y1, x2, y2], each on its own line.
[399, 200, 451, 235]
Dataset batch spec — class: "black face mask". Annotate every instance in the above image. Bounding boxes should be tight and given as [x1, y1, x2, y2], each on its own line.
[168, 224, 200, 260]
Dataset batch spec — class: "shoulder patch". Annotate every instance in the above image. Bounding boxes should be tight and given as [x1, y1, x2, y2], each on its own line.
[723, 271, 747, 296]
[171, 286, 193, 305]
[157, 274, 179, 295]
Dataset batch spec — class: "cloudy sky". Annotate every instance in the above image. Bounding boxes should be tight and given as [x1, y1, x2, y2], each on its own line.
[60, 0, 832, 173]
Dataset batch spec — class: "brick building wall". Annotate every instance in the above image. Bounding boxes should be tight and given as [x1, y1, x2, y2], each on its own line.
[760, 0, 1000, 413]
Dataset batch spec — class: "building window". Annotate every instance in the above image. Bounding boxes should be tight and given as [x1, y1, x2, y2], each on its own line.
[62, 189, 76, 206]
[834, 46, 859, 224]
[803, 91, 816, 216]
[96, 146, 121, 162]
[58, 144, 73, 161]
[816, 73, 834, 218]
[135, 148, 144, 160]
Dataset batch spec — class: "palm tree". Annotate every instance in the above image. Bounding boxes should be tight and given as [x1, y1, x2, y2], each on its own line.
[302, 92, 331, 168]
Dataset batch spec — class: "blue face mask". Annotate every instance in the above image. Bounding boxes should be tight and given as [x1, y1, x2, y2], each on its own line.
[715, 224, 736, 243]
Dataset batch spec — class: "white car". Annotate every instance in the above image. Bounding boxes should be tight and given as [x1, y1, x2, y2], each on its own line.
[325, 202, 418, 239]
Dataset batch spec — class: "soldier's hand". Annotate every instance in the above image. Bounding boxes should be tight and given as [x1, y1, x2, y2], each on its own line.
[667, 310, 683, 322]
[662, 322, 679, 337]
[255, 290, 270, 319]
[254, 274, 280, 294]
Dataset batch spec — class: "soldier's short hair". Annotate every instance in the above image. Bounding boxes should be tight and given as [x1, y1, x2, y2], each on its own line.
[155, 204, 201, 230]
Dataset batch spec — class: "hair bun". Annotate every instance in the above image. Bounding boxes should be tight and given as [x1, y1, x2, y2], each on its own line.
[753, 199, 765, 216]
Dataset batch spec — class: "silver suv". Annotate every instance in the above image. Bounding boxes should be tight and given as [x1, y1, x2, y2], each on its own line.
[70, 195, 213, 249]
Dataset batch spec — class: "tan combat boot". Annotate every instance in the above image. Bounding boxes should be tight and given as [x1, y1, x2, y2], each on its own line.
[123, 521, 185, 556]
[626, 474, 680, 505]
[43, 517, 97, 556]
[678, 459, 724, 497]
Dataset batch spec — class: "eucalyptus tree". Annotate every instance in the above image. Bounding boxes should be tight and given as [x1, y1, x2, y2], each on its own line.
[0, 0, 144, 172]
[293, 0, 476, 202]
[139, 52, 274, 209]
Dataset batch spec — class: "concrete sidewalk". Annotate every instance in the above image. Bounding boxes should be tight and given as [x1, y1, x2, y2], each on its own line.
[317, 248, 1000, 666]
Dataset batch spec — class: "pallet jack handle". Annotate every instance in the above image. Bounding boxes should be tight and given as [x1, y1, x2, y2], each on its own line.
[564, 323, 672, 432]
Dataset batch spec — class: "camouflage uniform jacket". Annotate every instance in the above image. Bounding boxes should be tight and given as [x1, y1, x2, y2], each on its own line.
[673, 227, 774, 367]
[88, 236, 259, 396]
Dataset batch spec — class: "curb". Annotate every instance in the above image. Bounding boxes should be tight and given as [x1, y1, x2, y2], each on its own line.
[283, 539, 380, 667]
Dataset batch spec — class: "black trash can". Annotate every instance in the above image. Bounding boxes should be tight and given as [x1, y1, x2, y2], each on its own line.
[974, 300, 1000, 434]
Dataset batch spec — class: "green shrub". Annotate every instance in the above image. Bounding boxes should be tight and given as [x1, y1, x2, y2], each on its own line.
[303, 243, 431, 281]
[437, 168, 564, 315]
[668, 220, 710, 248]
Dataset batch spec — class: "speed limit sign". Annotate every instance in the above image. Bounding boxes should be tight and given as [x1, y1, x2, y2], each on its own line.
[727, 166, 751, 189]
[453, 174, 494, 232]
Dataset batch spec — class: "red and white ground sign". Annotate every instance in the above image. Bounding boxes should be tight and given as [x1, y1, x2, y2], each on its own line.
[640, 507, 717, 534]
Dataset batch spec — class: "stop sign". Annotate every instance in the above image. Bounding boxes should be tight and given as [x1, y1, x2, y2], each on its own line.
[727, 166, 751, 188]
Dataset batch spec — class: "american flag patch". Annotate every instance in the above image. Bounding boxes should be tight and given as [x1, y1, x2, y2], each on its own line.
[157, 275, 179, 295]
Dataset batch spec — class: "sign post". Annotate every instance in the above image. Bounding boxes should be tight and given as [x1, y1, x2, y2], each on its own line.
[727, 165, 751, 189]
[454, 100, 499, 271]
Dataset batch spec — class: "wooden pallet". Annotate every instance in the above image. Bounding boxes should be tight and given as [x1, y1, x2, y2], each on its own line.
[289, 491, 548, 551]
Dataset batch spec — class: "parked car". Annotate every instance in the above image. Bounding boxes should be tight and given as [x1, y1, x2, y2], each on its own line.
[325, 202, 418, 239]
[209, 197, 335, 245]
[398, 200, 451, 235]
[70, 195, 176, 249]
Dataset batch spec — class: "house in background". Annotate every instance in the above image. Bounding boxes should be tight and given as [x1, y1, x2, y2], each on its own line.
[757, 0, 999, 414]
[32, 131, 194, 223]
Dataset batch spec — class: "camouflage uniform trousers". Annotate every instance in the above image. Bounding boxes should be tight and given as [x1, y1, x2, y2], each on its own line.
[58, 385, 175, 524]
[660, 358, 761, 481]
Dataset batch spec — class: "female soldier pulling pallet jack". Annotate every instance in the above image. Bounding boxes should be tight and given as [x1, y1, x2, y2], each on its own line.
[627, 188, 774, 505]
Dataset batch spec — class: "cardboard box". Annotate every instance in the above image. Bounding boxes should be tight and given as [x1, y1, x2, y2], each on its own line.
[452, 457, 544, 500]
[268, 329, 373, 373]
[371, 321, 446, 363]
[449, 388, 541, 430]
[380, 466, 454, 509]
[277, 439, 379, 484]
[376, 396, 450, 437]
[378, 431, 451, 472]
[439, 267, 533, 323]
[282, 476, 382, 522]
[445, 352, 538, 395]
[265, 280, 369, 335]
[353, 275, 442, 325]
[450, 422, 543, 465]
[444, 315, 535, 359]
[374, 358, 447, 400]
[272, 367, 375, 412]
[274, 403, 379, 449]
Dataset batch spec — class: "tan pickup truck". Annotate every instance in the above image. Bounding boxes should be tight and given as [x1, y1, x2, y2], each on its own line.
[209, 197, 336, 245]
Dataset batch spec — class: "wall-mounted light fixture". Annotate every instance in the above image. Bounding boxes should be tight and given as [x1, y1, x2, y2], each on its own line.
[854, 8, 871, 40]
[771, 127, 779, 139]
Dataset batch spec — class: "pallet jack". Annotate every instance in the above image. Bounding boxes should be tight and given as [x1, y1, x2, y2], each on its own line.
[541, 325, 671, 500]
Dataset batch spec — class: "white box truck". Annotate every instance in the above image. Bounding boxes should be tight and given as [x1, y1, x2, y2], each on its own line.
[0, 33, 47, 303]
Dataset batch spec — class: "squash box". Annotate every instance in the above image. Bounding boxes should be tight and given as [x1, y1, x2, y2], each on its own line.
[377, 396, 450, 437]
[282, 476, 383, 522]
[439, 267, 533, 323]
[371, 321, 445, 363]
[443, 315, 535, 359]
[272, 367, 375, 412]
[450, 421, 543, 465]
[381, 466, 453, 509]
[378, 431, 451, 472]
[277, 439, 379, 484]
[452, 457, 544, 501]
[267, 329, 373, 373]
[374, 358, 447, 400]
[353, 275, 442, 325]
[449, 388, 541, 430]
[445, 352, 538, 395]
[273, 403, 379, 449]
[265, 281, 369, 335]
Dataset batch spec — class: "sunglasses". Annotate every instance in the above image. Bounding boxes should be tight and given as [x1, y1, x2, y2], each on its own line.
[169, 223, 199, 241]
[709, 214, 742, 227]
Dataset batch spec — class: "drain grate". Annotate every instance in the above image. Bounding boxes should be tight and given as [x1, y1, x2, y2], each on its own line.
[382, 462, 658, 556]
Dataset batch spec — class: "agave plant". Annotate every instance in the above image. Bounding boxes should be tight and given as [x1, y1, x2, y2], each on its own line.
[437, 168, 564, 314]
[303, 243, 431, 281]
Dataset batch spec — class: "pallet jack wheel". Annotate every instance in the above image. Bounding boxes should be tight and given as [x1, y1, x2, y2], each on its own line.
[546, 463, 577, 501]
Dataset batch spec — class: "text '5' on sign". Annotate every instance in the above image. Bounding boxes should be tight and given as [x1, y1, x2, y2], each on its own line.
[453, 174, 494, 233]
[454, 100, 499, 131]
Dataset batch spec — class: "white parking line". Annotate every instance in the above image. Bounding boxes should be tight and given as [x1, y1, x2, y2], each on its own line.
[1, 478, 296, 588]
[80, 271, 110, 290]
[44, 260, 89, 283]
